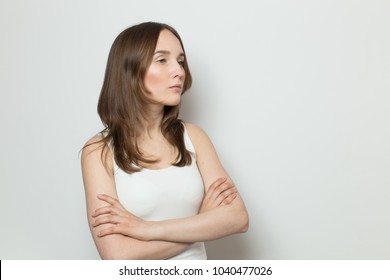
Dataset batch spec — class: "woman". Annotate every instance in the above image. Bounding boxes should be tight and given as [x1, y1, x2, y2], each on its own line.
[81, 22, 249, 260]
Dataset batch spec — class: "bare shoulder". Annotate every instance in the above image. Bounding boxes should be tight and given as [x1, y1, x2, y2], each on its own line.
[81, 135, 113, 175]
[184, 122, 228, 191]
[82, 134, 104, 153]
[184, 122, 213, 148]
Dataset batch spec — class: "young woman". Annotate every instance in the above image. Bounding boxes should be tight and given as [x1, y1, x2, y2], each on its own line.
[81, 22, 249, 260]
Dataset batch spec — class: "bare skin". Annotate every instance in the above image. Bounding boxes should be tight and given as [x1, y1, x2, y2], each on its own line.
[81, 29, 249, 259]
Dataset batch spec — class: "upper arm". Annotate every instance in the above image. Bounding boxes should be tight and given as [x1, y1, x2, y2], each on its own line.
[185, 123, 233, 191]
[81, 137, 195, 259]
[81, 136, 126, 259]
[186, 123, 248, 228]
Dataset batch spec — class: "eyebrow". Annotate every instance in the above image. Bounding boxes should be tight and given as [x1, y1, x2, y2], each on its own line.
[154, 50, 185, 57]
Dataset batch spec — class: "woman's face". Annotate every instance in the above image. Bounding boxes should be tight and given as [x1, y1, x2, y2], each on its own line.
[144, 29, 186, 106]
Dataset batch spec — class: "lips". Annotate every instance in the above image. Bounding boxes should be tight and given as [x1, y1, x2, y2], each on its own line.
[169, 84, 182, 89]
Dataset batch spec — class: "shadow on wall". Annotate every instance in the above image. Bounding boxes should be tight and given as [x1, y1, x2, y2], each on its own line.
[206, 234, 254, 260]
[180, 87, 204, 123]
[181, 72, 255, 259]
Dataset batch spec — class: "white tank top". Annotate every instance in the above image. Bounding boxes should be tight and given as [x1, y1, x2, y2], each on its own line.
[113, 125, 207, 259]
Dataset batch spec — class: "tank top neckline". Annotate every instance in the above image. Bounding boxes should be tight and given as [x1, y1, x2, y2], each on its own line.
[142, 163, 177, 172]
[135, 123, 195, 172]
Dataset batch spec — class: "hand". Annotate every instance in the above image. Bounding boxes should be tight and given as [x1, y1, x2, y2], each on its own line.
[92, 194, 154, 240]
[199, 177, 237, 213]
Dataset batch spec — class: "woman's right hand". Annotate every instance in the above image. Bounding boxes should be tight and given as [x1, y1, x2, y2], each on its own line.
[199, 177, 237, 213]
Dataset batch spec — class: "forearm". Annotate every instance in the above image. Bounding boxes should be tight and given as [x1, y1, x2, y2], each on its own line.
[81, 140, 192, 259]
[152, 195, 249, 243]
[95, 233, 192, 260]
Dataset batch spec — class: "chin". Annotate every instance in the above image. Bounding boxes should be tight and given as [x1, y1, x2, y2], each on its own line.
[164, 96, 181, 106]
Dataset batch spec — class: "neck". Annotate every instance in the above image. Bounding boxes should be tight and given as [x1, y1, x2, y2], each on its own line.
[140, 104, 165, 138]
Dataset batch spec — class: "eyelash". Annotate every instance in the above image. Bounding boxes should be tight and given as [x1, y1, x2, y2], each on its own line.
[157, 58, 167, 63]
[156, 58, 185, 66]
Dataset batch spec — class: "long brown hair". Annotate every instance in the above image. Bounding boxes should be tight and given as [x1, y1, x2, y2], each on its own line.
[92, 22, 193, 174]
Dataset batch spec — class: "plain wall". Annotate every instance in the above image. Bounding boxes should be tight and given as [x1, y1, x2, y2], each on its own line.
[1, 0, 389, 259]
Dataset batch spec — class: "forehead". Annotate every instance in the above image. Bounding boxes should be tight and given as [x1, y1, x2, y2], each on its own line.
[155, 29, 184, 54]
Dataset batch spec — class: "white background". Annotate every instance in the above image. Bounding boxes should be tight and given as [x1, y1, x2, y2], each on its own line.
[1, 0, 389, 259]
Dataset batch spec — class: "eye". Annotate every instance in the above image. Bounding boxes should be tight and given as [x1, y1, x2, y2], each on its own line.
[178, 60, 185, 67]
[157, 58, 167, 63]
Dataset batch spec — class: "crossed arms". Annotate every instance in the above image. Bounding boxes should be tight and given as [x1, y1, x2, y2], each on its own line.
[81, 123, 249, 259]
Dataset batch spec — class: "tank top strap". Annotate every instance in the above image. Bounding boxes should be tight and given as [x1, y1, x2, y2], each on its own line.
[183, 123, 196, 154]
[96, 131, 117, 169]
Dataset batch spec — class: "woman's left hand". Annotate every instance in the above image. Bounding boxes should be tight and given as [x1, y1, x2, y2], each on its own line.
[92, 194, 154, 240]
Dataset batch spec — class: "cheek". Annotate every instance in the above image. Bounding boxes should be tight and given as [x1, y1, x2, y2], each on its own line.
[144, 68, 163, 92]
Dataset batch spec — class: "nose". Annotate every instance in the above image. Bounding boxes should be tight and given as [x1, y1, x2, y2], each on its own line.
[172, 62, 185, 80]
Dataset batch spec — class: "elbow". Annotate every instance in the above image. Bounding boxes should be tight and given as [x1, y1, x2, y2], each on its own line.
[101, 251, 139, 260]
[100, 251, 125, 260]
[99, 245, 151, 260]
[228, 204, 249, 234]
[230, 209, 249, 234]
[98, 244, 136, 260]
[239, 211, 249, 233]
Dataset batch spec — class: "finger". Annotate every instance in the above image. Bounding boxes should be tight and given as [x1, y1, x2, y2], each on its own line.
[208, 177, 228, 191]
[222, 193, 238, 205]
[208, 182, 235, 202]
[97, 194, 117, 205]
[211, 180, 235, 194]
[202, 182, 235, 208]
[216, 185, 237, 200]
[97, 226, 121, 237]
[92, 206, 119, 217]
[213, 187, 237, 206]
[200, 178, 235, 212]
[201, 188, 235, 211]
[206, 180, 231, 200]
[97, 194, 125, 210]
[93, 215, 120, 227]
